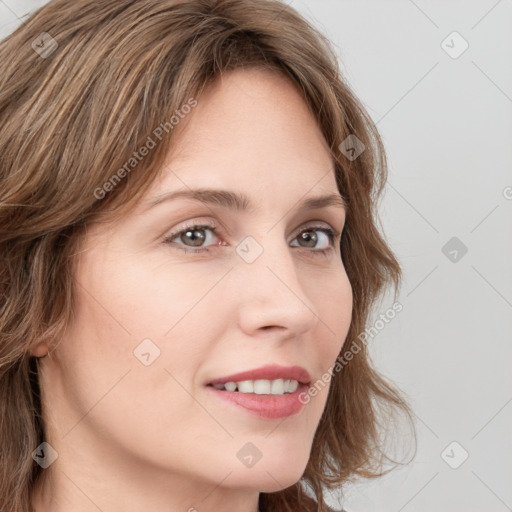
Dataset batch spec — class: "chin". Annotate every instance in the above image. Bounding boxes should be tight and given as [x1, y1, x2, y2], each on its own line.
[229, 453, 309, 491]
[260, 471, 305, 492]
[227, 469, 304, 493]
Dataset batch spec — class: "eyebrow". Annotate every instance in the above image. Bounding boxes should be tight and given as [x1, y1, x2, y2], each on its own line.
[144, 188, 347, 213]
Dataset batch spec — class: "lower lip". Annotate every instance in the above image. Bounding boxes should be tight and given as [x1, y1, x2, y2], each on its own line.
[205, 383, 309, 419]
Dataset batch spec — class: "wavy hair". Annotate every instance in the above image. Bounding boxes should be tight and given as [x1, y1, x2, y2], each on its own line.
[0, 1, 415, 511]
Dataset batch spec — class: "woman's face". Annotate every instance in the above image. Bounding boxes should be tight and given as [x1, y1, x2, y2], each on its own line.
[37, 68, 352, 506]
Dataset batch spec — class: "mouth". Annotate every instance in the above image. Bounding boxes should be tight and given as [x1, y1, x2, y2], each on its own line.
[205, 381, 310, 419]
[204, 365, 311, 419]
[205, 364, 311, 395]
[206, 378, 303, 395]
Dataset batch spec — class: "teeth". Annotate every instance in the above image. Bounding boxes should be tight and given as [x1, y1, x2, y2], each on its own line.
[224, 381, 237, 392]
[211, 378, 300, 395]
[238, 380, 254, 393]
[271, 379, 284, 394]
[288, 380, 298, 392]
[253, 380, 270, 394]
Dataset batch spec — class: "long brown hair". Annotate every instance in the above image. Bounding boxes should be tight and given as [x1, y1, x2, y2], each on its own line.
[0, 1, 415, 511]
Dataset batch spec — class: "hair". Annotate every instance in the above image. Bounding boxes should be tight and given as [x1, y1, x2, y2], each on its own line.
[0, 0, 416, 511]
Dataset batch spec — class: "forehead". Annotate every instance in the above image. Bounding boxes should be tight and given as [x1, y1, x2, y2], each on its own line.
[142, 67, 338, 208]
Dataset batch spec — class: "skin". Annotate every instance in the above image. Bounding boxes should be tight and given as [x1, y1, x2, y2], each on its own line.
[30, 67, 353, 512]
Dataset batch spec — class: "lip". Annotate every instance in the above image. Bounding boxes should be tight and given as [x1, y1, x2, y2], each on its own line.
[205, 382, 310, 419]
[206, 364, 311, 386]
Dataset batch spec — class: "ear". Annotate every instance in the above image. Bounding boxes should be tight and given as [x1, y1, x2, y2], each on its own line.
[30, 342, 50, 358]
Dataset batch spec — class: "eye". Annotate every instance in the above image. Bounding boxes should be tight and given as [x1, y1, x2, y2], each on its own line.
[162, 221, 339, 255]
[162, 222, 223, 253]
[290, 226, 336, 252]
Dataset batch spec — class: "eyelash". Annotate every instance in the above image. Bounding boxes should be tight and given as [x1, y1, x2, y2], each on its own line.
[162, 221, 340, 257]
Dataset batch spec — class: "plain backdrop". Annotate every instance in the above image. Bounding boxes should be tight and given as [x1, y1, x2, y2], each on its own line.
[1, 1, 511, 511]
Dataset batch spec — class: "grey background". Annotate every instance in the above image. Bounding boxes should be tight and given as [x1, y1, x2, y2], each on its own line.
[1, 1, 511, 511]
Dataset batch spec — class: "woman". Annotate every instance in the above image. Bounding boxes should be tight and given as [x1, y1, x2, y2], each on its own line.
[0, 1, 415, 511]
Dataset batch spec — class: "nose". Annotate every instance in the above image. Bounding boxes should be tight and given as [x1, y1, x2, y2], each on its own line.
[233, 235, 320, 339]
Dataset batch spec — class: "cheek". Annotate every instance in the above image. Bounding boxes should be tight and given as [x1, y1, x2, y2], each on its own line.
[74, 245, 196, 341]
[315, 267, 353, 351]
[95, 253, 232, 343]
[68, 246, 225, 390]
[65, 255, 209, 399]
[55, 263, 213, 465]
[307, 269, 352, 404]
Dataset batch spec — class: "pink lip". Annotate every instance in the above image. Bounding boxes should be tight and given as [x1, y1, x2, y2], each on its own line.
[205, 382, 310, 419]
[206, 364, 311, 386]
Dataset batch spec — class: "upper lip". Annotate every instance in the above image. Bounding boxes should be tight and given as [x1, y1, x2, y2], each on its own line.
[206, 364, 311, 386]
